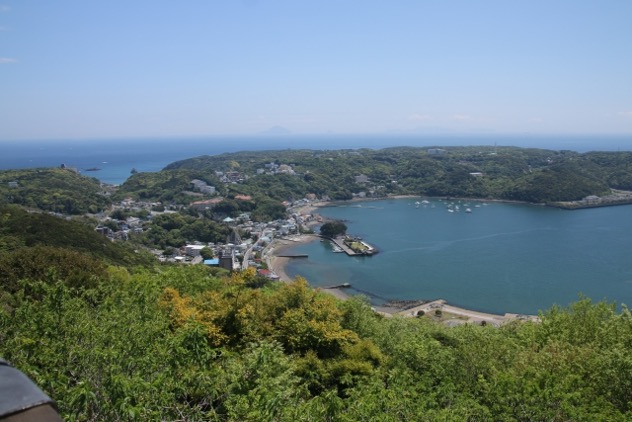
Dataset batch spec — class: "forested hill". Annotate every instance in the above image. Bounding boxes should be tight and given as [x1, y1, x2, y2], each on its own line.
[0, 168, 111, 214]
[164, 146, 632, 203]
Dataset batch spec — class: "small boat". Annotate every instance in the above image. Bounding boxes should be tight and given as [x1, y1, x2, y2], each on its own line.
[465, 208, 472, 213]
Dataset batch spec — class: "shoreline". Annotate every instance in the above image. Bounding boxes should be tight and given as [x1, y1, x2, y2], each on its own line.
[301, 192, 632, 212]
[264, 232, 539, 324]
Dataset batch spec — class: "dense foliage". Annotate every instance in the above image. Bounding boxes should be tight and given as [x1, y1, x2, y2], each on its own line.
[2, 260, 632, 420]
[138, 212, 231, 249]
[165, 146, 628, 203]
[320, 221, 347, 238]
[0, 168, 110, 214]
[0, 205, 153, 267]
[113, 169, 224, 204]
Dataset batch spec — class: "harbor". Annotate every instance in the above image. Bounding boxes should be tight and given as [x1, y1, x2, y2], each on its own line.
[330, 235, 378, 256]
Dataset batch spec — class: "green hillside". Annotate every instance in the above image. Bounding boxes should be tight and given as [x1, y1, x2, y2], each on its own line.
[1, 264, 631, 420]
[0, 205, 153, 267]
[0, 168, 111, 214]
[164, 146, 629, 203]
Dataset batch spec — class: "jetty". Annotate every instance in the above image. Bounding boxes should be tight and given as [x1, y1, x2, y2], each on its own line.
[323, 283, 351, 289]
[331, 236, 377, 256]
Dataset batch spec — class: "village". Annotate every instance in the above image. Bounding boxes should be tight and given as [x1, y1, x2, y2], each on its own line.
[90, 162, 334, 279]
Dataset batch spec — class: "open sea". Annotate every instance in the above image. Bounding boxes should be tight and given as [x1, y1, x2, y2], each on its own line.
[2, 134, 632, 314]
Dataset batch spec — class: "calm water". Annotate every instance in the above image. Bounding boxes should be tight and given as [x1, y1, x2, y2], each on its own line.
[285, 199, 632, 315]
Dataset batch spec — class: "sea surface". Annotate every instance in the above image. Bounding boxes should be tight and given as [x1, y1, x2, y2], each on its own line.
[2, 134, 632, 314]
[285, 199, 632, 315]
[1, 134, 630, 185]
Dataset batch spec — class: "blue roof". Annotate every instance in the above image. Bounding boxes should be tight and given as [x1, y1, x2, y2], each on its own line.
[204, 258, 220, 265]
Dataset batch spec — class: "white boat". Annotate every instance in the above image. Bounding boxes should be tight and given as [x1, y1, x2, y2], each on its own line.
[465, 208, 472, 213]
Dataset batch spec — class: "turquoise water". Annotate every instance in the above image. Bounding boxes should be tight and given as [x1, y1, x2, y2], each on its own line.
[285, 199, 632, 315]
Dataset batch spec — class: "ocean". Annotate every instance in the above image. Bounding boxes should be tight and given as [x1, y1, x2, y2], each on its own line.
[1, 134, 631, 185]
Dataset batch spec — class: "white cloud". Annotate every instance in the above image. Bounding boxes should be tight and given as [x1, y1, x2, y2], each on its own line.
[529, 117, 544, 123]
[0, 57, 17, 64]
[408, 113, 433, 121]
[617, 111, 632, 118]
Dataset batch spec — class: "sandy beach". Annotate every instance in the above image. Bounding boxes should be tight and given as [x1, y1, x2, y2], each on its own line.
[265, 234, 318, 282]
[265, 232, 355, 302]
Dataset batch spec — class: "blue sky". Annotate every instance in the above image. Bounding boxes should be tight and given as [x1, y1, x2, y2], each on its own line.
[1, 1, 631, 140]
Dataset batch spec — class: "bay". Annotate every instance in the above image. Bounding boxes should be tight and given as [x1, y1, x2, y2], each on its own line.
[285, 199, 632, 315]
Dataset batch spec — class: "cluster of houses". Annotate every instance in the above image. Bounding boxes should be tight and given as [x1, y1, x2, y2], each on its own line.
[256, 162, 296, 176]
[210, 162, 298, 184]
[94, 190, 319, 278]
[171, 205, 316, 277]
[190, 179, 216, 195]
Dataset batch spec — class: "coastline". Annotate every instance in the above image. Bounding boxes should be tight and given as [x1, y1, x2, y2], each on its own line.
[268, 197, 545, 324]
[264, 232, 539, 324]
[264, 231, 356, 303]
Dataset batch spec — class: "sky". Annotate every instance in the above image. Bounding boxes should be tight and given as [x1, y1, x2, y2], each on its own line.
[1, 1, 631, 140]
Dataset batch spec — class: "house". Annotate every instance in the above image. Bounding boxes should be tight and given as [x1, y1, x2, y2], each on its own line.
[278, 164, 294, 174]
[7, 181, 18, 188]
[191, 179, 216, 195]
[355, 174, 369, 184]
[185, 244, 206, 257]
[204, 258, 220, 266]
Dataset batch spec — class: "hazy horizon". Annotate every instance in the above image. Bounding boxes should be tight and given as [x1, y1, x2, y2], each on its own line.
[1, 1, 631, 141]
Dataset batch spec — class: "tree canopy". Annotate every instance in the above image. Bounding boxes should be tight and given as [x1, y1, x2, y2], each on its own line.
[320, 221, 347, 238]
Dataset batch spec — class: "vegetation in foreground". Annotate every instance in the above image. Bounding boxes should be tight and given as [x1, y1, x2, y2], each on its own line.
[1, 246, 632, 420]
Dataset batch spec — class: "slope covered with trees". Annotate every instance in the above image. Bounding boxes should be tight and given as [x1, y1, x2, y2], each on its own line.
[164, 146, 629, 204]
[0, 205, 153, 267]
[2, 262, 632, 420]
[0, 168, 110, 214]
